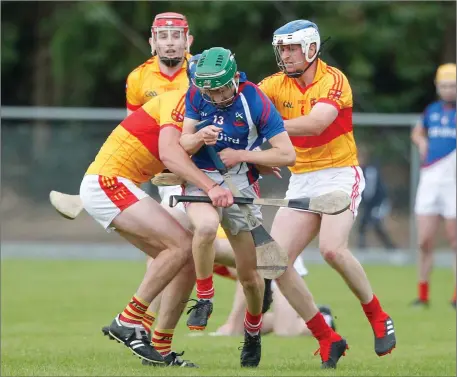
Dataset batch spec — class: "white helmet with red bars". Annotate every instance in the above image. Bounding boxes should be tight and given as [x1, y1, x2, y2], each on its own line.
[150, 12, 190, 67]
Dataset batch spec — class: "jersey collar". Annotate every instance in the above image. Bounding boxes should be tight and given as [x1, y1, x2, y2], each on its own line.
[313, 59, 328, 83]
[440, 100, 456, 110]
[291, 59, 327, 94]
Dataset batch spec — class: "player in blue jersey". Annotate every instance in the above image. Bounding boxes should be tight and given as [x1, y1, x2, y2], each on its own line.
[179, 47, 296, 367]
[411, 63, 456, 308]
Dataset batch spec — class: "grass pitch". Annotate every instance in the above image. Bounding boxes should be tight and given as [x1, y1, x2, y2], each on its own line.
[1, 259, 455, 376]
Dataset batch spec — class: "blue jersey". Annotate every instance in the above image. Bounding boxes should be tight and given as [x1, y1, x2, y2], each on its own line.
[185, 72, 286, 183]
[422, 101, 456, 166]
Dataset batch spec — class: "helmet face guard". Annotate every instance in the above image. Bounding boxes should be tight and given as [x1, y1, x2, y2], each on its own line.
[151, 12, 190, 67]
[272, 20, 321, 78]
[193, 47, 239, 108]
[199, 79, 239, 108]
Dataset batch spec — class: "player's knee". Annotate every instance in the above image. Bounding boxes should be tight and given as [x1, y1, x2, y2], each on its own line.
[194, 223, 219, 243]
[165, 232, 193, 255]
[319, 244, 344, 263]
[167, 235, 193, 260]
[418, 237, 434, 252]
[238, 272, 262, 293]
[239, 279, 261, 295]
[180, 239, 194, 258]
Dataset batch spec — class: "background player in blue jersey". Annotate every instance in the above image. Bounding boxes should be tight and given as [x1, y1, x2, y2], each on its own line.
[411, 63, 456, 308]
[180, 47, 296, 367]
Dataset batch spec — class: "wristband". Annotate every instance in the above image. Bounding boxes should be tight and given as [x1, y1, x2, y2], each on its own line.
[207, 182, 219, 193]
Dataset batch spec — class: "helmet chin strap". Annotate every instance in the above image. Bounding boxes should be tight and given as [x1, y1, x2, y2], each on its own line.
[159, 57, 183, 68]
[284, 58, 316, 79]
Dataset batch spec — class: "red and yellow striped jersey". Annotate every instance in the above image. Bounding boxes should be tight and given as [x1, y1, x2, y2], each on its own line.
[258, 59, 358, 173]
[86, 89, 186, 184]
[126, 54, 192, 111]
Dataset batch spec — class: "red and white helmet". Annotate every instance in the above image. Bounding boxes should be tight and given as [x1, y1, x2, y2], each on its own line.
[150, 12, 190, 67]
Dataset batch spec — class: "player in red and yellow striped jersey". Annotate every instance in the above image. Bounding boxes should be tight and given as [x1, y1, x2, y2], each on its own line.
[50, 12, 193, 217]
[257, 20, 396, 368]
[52, 12, 194, 213]
[80, 75, 233, 366]
[126, 53, 191, 113]
[126, 12, 193, 115]
[85, 89, 188, 185]
[51, 12, 194, 217]
[259, 59, 357, 173]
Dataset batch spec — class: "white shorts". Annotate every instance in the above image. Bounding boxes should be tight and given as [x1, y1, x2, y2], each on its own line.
[80, 175, 149, 231]
[285, 166, 365, 217]
[158, 185, 185, 212]
[415, 168, 456, 219]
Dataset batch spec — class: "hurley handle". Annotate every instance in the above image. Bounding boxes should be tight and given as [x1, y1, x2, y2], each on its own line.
[206, 145, 228, 174]
[194, 119, 228, 174]
[195, 118, 213, 131]
[170, 195, 254, 207]
[169, 195, 211, 207]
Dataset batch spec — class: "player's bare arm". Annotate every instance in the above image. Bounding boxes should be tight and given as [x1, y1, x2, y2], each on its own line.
[219, 132, 296, 168]
[411, 120, 428, 160]
[284, 102, 338, 136]
[160, 126, 233, 207]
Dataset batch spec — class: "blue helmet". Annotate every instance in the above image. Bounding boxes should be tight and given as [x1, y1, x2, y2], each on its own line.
[272, 20, 321, 78]
[274, 20, 319, 39]
[187, 54, 201, 83]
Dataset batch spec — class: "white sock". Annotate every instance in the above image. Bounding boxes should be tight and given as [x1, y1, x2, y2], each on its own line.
[118, 316, 144, 329]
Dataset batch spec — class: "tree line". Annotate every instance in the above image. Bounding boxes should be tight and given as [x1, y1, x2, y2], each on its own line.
[2, 1, 455, 112]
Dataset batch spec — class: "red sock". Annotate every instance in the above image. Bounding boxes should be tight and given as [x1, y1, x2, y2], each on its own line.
[362, 295, 385, 322]
[418, 281, 429, 302]
[119, 295, 149, 326]
[244, 311, 262, 335]
[141, 310, 156, 333]
[196, 275, 214, 300]
[306, 312, 336, 342]
[151, 328, 174, 356]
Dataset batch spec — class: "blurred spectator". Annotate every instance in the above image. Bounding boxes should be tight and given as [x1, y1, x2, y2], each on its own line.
[410, 63, 456, 308]
[357, 145, 397, 251]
